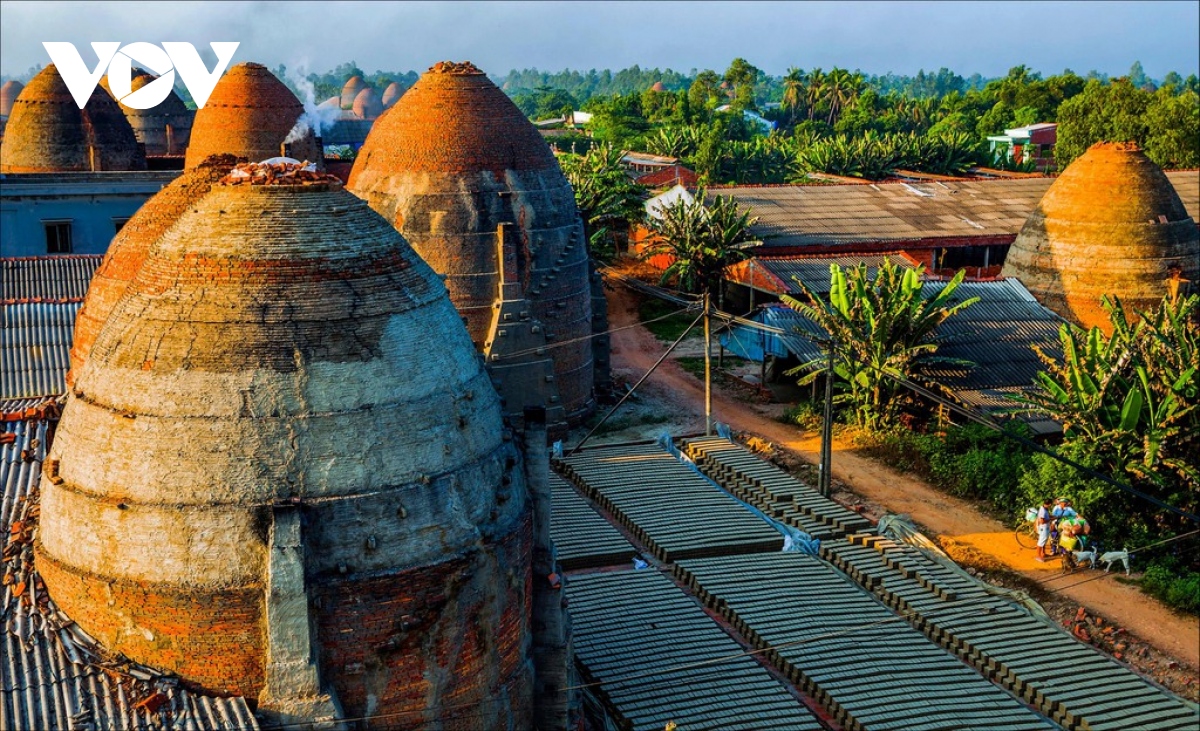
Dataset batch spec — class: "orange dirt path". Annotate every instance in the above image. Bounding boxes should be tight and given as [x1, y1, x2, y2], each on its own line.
[604, 283, 1200, 669]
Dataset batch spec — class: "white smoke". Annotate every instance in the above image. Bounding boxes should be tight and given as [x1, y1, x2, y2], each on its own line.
[283, 61, 342, 144]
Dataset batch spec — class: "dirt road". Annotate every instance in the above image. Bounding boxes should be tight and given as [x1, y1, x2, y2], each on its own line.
[604, 283, 1200, 671]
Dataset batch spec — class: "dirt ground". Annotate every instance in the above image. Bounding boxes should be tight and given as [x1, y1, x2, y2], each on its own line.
[582, 277, 1200, 701]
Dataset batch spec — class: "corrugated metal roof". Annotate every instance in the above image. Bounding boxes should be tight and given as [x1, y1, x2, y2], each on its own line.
[0, 417, 261, 731]
[1, 256, 101, 302]
[1, 301, 80, 400]
[720, 278, 1064, 418]
[566, 569, 824, 731]
[752, 254, 919, 296]
[707, 171, 1198, 249]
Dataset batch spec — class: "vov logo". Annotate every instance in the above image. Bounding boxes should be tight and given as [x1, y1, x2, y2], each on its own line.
[43, 42, 239, 110]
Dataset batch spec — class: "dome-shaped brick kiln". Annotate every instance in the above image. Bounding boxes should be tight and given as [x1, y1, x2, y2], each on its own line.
[1002, 142, 1199, 331]
[0, 65, 145, 172]
[39, 163, 533, 729]
[348, 61, 600, 428]
[184, 62, 321, 168]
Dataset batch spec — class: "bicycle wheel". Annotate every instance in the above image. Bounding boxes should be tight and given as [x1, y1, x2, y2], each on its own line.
[1015, 524, 1038, 549]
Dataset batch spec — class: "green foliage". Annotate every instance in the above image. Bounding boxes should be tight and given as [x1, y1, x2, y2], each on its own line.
[1141, 558, 1200, 615]
[782, 260, 980, 430]
[1143, 90, 1200, 168]
[789, 130, 985, 181]
[861, 424, 1033, 507]
[511, 86, 579, 120]
[642, 190, 758, 295]
[558, 144, 647, 261]
[781, 401, 825, 430]
[637, 297, 700, 342]
[1055, 79, 1152, 167]
[503, 65, 692, 101]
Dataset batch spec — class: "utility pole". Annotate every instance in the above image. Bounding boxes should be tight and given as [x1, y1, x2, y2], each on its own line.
[704, 291, 713, 436]
[819, 338, 835, 497]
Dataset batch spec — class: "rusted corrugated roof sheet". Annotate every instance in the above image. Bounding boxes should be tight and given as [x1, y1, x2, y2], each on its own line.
[1, 301, 80, 400]
[747, 253, 920, 296]
[708, 171, 1198, 250]
[1, 256, 101, 301]
[0, 417, 261, 731]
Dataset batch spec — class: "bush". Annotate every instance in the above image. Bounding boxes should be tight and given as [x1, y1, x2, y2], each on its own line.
[781, 401, 823, 430]
[858, 423, 1033, 519]
[1141, 558, 1200, 615]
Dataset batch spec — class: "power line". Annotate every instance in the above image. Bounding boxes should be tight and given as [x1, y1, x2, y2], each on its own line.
[705, 305, 1200, 524]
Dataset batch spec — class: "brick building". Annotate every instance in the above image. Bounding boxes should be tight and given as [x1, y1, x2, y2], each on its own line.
[36, 164, 536, 729]
[349, 61, 603, 430]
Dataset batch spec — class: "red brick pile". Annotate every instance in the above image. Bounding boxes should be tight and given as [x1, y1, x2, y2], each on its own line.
[219, 159, 342, 186]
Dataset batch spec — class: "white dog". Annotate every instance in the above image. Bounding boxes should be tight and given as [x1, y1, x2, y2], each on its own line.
[1071, 547, 1098, 569]
[1099, 548, 1131, 575]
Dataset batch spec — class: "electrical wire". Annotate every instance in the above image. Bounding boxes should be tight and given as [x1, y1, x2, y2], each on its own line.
[704, 304, 1200, 524]
[488, 302, 699, 363]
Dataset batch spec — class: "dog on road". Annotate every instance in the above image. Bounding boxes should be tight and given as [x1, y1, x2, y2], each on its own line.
[1099, 548, 1131, 575]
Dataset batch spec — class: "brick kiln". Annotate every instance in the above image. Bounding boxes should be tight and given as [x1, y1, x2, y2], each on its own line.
[340, 75, 370, 109]
[38, 162, 534, 729]
[184, 62, 322, 169]
[381, 81, 405, 109]
[101, 70, 193, 156]
[348, 61, 602, 429]
[1002, 142, 1199, 331]
[0, 79, 23, 117]
[0, 64, 146, 172]
[67, 154, 240, 386]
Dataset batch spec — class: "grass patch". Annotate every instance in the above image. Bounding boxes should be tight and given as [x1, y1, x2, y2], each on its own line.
[675, 356, 751, 379]
[588, 410, 673, 436]
[638, 297, 700, 342]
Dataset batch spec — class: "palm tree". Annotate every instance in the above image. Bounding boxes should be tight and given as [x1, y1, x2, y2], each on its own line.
[782, 261, 980, 430]
[805, 67, 826, 121]
[782, 67, 806, 123]
[824, 68, 864, 126]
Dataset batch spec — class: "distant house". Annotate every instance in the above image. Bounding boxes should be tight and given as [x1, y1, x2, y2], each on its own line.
[621, 151, 681, 175]
[635, 163, 700, 190]
[715, 105, 776, 133]
[987, 123, 1057, 170]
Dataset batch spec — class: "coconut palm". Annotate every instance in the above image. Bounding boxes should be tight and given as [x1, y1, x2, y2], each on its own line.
[782, 261, 980, 430]
[805, 67, 826, 120]
[782, 67, 806, 123]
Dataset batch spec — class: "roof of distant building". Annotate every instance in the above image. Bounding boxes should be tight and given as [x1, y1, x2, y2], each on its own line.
[698, 172, 1198, 253]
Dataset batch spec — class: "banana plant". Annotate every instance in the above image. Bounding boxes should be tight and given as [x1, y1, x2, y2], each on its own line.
[782, 260, 979, 430]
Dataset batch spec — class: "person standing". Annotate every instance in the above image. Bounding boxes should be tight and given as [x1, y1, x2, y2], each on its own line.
[1036, 498, 1054, 562]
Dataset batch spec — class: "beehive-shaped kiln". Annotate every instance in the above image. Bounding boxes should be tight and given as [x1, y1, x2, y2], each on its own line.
[349, 61, 597, 426]
[0, 65, 145, 172]
[352, 87, 383, 120]
[184, 62, 321, 168]
[101, 70, 193, 156]
[381, 81, 404, 108]
[341, 75, 369, 109]
[39, 165, 533, 728]
[67, 154, 239, 386]
[1002, 142, 1199, 331]
[0, 79, 23, 117]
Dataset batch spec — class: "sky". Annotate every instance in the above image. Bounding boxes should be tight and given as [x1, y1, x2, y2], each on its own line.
[2, 1, 1198, 82]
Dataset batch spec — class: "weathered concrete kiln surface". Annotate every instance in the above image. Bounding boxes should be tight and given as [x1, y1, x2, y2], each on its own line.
[0, 65, 145, 172]
[184, 62, 321, 168]
[68, 154, 239, 386]
[101, 70, 194, 156]
[1002, 142, 1199, 331]
[348, 61, 597, 426]
[38, 170, 533, 729]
